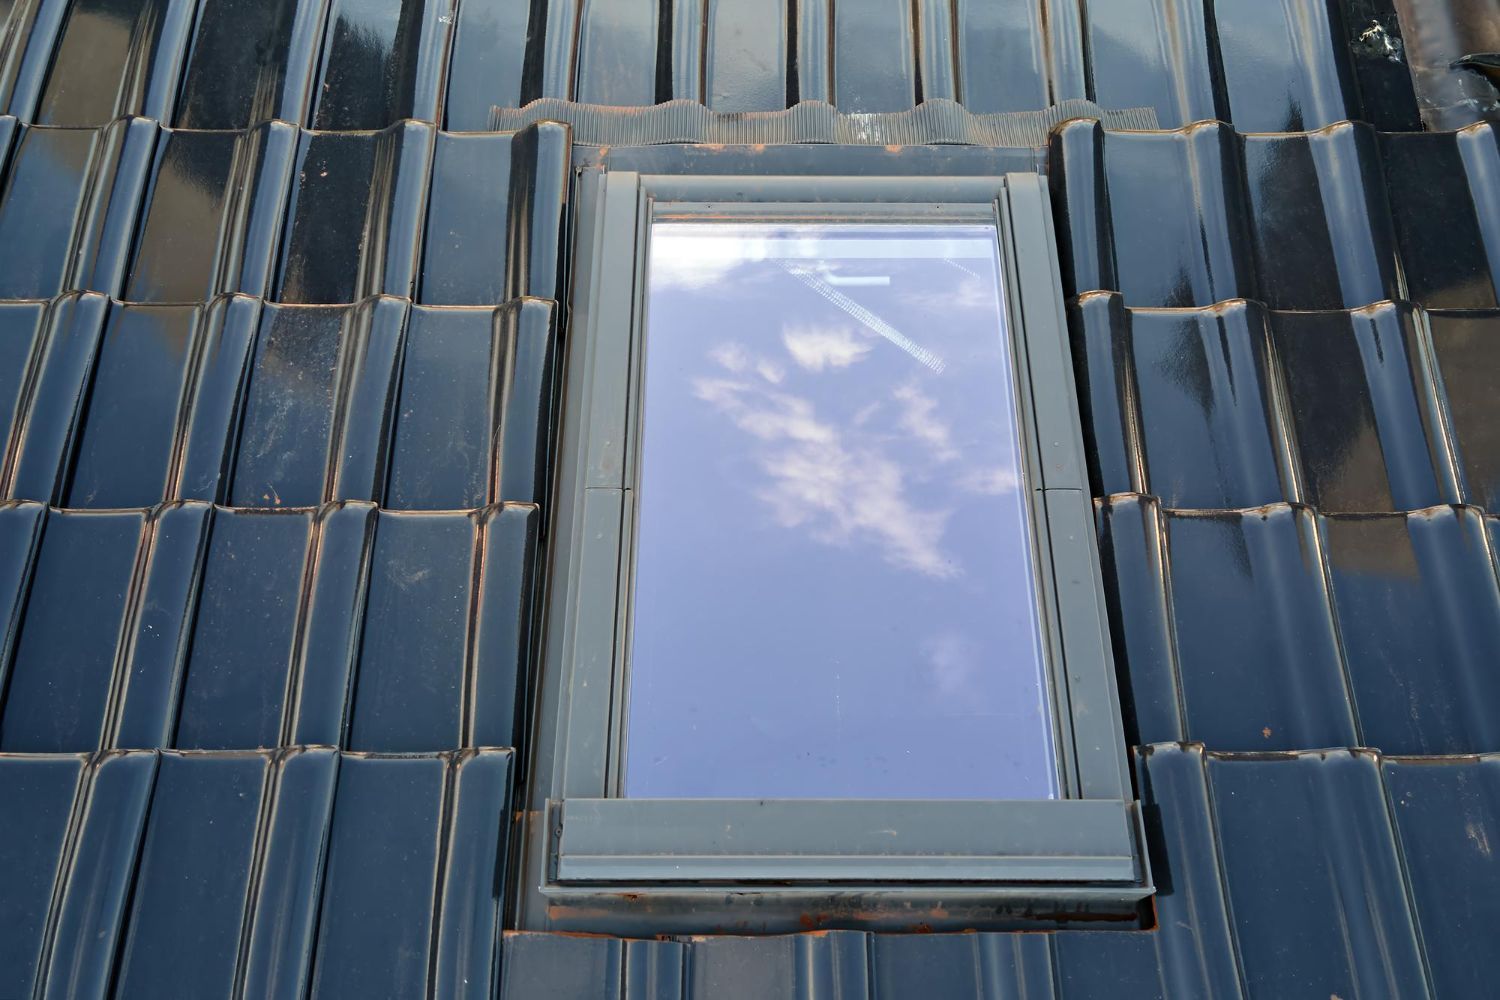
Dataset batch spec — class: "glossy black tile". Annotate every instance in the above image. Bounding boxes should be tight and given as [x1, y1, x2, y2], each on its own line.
[432, 749, 513, 998]
[1214, 0, 1359, 132]
[831, 0, 915, 113]
[1163, 507, 1355, 751]
[349, 503, 537, 751]
[231, 299, 407, 507]
[1050, 121, 1255, 308]
[63, 303, 201, 508]
[0, 119, 153, 299]
[443, 0, 536, 129]
[1071, 295, 1297, 508]
[309, 752, 507, 999]
[574, 0, 659, 107]
[238, 746, 341, 998]
[112, 750, 269, 999]
[501, 933, 625, 1000]
[1082, 0, 1222, 129]
[0, 507, 145, 752]
[0, 300, 54, 487]
[1428, 308, 1500, 511]
[172, 0, 326, 129]
[8, 0, 196, 127]
[1096, 497, 1357, 751]
[273, 123, 433, 304]
[4, 292, 108, 504]
[1383, 754, 1500, 998]
[37, 750, 157, 1000]
[310, 0, 455, 130]
[1207, 750, 1429, 999]
[704, 0, 787, 112]
[420, 122, 570, 305]
[0, 752, 85, 1000]
[1269, 303, 1453, 511]
[1241, 124, 1402, 310]
[124, 123, 299, 302]
[1321, 507, 1500, 755]
[348, 511, 475, 751]
[172, 506, 315, 749]
[1381, 124, 1500, 309]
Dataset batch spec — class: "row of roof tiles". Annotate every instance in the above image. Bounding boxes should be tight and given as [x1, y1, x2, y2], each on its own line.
[6, 744, 1495, 999]
[0, 116, 569, 305]
[1074, 297, 1500, 512]
[0, 0, 1445, 132]
[1099, 496, 1500, 757]
[0, 500, 540, 754]
[0, 294, 559, 510]
[2, 747, 513, 1000]
[3, 116, 1497, 311]
[1050, 118, 1500, 311]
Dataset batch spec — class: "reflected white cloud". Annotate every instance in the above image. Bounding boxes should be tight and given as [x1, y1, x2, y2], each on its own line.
[781, 324, 872, 372]
[693, 369, 959, 579]
[893, 383, 958, 463]
[922, 631, 979, 702]
[958, 465, 1022, 495]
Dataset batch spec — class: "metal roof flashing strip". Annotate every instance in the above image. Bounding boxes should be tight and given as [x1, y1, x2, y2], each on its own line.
[488, 97, 1160, 146]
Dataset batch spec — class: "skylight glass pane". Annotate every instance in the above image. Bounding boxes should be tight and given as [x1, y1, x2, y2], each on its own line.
[624, 222, 1056, 800]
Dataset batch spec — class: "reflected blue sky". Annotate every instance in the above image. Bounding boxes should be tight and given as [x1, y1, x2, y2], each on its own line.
[624, 223, 1057, 800]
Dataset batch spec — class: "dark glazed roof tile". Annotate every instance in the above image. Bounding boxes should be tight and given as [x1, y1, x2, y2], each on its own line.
[8, 0, 197, 127]
[1382, 754, 1500, 998]
[38, 749, 157, 1000]
[310, 0, 455, 131]
[274, 123, 433, 304]
[0, 119, 153, 299]
[1096, 497, 1356, 752]
[0, 294, 560, 514]
[1206, 749, 1430, 999]
[113, 751, 268, 998]
[1071, 296, 1296, 508]
[0, 752, 85, 999]
[125, 123, 299, 302]
[171, 0, 326, 129]
[1049, 120, 1500, 310]
[1381, 124, 1500, 309]
[1429, 308, 1500, 510]
[502, 932, 625, 1000]
[0, 748, 509, 998]
[1321, 506, 1500, 755]
[0, 507, 144, 752]
[1268, 304, 1453, 512]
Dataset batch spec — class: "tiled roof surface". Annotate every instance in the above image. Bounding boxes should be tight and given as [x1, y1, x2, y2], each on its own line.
[0, 0, 1497, 997]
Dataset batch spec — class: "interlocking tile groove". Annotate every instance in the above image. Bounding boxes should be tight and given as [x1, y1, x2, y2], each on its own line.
[1050, 119, 1500, 310]
[0, 295, 559, 510]
[1098, 496, 1500, 754]
[0, 747, 510, 999]
[0, 501, 539, 753]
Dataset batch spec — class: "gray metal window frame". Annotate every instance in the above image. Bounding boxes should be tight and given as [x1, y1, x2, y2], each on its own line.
[518, 166, 1150, 934]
